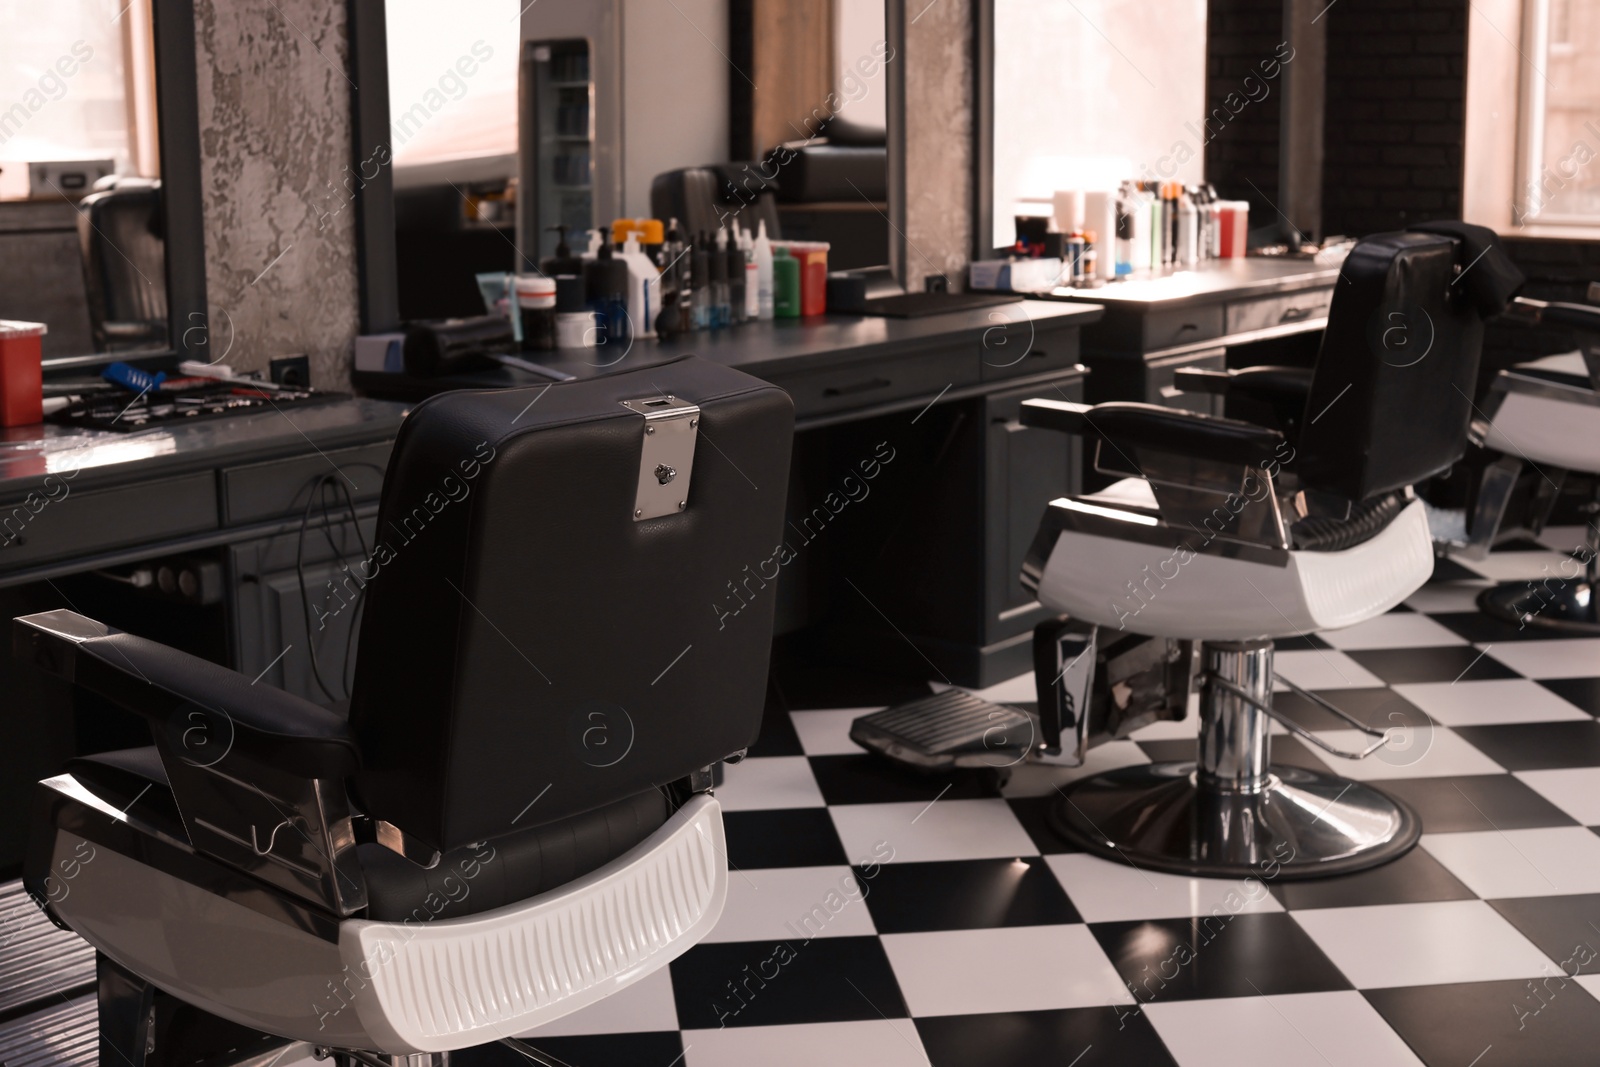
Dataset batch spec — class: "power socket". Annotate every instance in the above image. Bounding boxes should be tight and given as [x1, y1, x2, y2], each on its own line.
[924, 275, 949, 294]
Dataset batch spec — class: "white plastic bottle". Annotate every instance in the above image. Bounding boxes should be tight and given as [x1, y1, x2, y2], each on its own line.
[619, 233, 660, 339]
[742, 229, 760, 320]
[754, 220, 775, 321]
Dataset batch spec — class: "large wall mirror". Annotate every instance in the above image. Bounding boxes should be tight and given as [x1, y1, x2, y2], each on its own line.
[356, 0, 898, 332]
[976, 0, 1208, 257]
[0, 0, 207, 370]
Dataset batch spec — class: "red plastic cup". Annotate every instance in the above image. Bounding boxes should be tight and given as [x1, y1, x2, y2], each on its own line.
[0, 321, 46, 427]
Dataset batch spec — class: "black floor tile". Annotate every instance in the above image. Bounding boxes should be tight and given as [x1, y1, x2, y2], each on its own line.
[1005, 795, 1083, 855]
[746, 698, 804, 758]
[1366, 980, 1600, 1067]
[1344, 645, 1521, 684]
[858, 857, 1081, 934]
[806, 754, 996, 806]
[1090, 913, 1351, 1002]
[1499, 537, 1554, 552]
[1454, 721, 1600, 771]
[1275, 633, 1332, 651]
[1431, 610, 1596, 644]
[1270, 686, 1435, 732]
[1489, 894, 1600, 971]
[669, 936, 906, 1029]
[454, 1032, 683, 1067]
[916, 1007, 1177, 1067]
[1541, 678, 1600, 717]
[1431, 558, 1483, 582]
[1378, 774, 1578, 831]
[723, 808, 849, 869]
[1270, 843, 1476, 909]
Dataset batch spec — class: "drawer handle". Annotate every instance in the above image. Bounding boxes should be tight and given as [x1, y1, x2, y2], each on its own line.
[823, 377, 892, 397]
[1177, 323, 1199, 333]
[1279, 306, 1313, 323]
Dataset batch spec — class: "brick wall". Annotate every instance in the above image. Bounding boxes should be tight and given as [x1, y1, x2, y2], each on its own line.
[1203, 0, 1284, 220]
[1319, 0, 1469, 237]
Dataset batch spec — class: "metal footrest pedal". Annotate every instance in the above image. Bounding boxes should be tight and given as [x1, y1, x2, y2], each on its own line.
[850, 689, 1035, 773]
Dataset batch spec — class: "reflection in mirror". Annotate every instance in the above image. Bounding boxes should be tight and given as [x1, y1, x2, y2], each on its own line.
[0, 0, 167, 359]
[380, 0, 894, 329]
[988, 0, 1207, 256]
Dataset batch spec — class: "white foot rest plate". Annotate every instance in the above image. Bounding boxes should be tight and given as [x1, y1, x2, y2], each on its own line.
[344, 794, 727, 1054]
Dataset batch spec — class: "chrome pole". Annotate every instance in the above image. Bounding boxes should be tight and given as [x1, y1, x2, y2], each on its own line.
[1197, 640, 1273, 793]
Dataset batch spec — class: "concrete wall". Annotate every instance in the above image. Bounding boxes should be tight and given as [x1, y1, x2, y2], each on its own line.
[901, 0, 973, 290]
[193, 0, 360, 386]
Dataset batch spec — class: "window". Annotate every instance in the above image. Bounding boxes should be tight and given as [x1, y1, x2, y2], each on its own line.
[0, 0, 154, 200]
[384, 0, 520, 171]
[1465, 0, 1600, 235]
[1515, 0, 1599, 226]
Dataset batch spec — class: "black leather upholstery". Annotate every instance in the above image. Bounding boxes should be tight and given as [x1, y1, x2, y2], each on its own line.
[69, 633, 360, 778]
[64, 746, 671, 923]
[1077, 402, 1288, 466]
[358, 789, 669, 922]
[1296, 231, 1487, 502]
[348, 357, 794, 853]
[651, 167, 783, 241]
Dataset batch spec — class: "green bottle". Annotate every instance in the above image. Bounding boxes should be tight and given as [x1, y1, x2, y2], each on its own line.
[773, 249, 801, 319]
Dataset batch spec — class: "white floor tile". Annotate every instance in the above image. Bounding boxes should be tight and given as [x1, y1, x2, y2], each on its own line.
[1518, 767, 1600, 825]
[1304, 725, 1504, 779]
[881, 924, 1132, 1015]
[1458, 550, 1578, 583]
[829, 798, 1038, 865]
[1320, 613, 1469, 650]
[1145, 990, 1424, 1067]
[1292, 900, 1557, 988]
[998, 740, 1150, 798]
[789, 708, 879, 756]
[1535, 525, 1594, 554]
[716, 756, 826, 811]
[518, 967, 679, 1036]
[1483, 640, 1600, 680]
[1403, 580, 1493, 614]
[704, 865, 877, 943]
[1421, 827, 1600, 898]
[1044, 853, 1284, 923]
[1393, 678, 1591, 726]
[1272, 649, 1386, 691]
[683, 1020, 931, 1067]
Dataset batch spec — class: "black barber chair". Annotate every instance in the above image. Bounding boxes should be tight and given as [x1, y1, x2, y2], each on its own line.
[17, 357, 792, 1062]
[1016, 225, 1520, 878]
[854, 225, 1519, 878]
[1430, 284, 1600, 634]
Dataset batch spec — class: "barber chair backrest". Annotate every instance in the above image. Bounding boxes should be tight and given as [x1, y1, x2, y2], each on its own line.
[77, 177, 167, 348]
[1296, 228, 1508, 502]
[651, 166, 782, 240]
[347, 356, 793, 854]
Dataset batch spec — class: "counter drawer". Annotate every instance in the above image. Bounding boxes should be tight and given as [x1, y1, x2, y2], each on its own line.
[1144, 304, 1224, 351]
[222, 443, 392, 526]
[775, 347, 974, 419]
[0, 473, 218, 566]
[1225, 288, 1333, 336]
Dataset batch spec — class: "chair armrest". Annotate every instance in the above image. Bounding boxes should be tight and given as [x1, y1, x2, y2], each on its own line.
[14, 609, 359, 779]
[1021, 400, 1287, 466]
[1507, 296, 1600, 335]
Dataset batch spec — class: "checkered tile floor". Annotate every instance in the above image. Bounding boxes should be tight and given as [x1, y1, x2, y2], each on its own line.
[494, 528, 1600, 1067]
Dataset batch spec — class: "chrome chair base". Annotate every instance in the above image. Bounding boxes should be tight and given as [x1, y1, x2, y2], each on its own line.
[1478, 579, 1600, 636]
[1049, 762, 1421, 880]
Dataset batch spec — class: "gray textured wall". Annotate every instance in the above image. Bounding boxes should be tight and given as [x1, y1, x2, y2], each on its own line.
[901, 0, 973, 291]
[193, 0, 360, 386]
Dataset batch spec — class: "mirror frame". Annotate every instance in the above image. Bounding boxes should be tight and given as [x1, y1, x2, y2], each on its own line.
[42, 0, 212, 373]
[347, 0, 912, 332]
